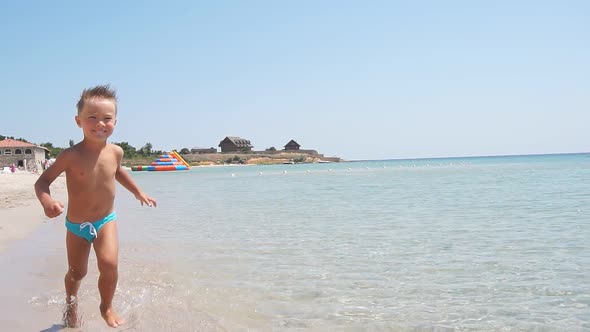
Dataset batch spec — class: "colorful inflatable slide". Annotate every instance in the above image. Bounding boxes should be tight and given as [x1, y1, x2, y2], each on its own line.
[131, 151, 190, 171]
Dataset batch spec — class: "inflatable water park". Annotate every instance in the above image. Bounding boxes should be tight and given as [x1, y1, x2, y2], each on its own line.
[131, 151, 190, 171]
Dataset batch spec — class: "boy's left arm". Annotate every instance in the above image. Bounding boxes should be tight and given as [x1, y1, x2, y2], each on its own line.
[116, 166, 157, 207]
[114, 146, 157, 207]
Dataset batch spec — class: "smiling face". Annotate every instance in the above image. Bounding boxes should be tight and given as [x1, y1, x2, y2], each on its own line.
[75, 97, 117, 142]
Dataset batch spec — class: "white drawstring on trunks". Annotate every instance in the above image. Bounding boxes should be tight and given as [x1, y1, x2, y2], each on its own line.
[80, 222, 98, 239]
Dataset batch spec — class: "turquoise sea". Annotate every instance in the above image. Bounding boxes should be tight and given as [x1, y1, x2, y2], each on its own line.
[2, 153, 590, 331]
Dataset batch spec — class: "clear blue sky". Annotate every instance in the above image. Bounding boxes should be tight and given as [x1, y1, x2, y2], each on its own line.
[1, 1, 588, 160]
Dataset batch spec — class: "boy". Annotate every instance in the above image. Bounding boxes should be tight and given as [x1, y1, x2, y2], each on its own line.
[35, 85, 157, 328]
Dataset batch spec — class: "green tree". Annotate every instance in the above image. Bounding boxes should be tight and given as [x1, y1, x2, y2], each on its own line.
[69, 139, 75, 147]
[40, 142, 64, 157]
[41, 142, 54, 149]
[0, 135, 28, 142]
[139, 142, 153, 156]
[113, 141, 137, 158]
[180, 148, 190, 154]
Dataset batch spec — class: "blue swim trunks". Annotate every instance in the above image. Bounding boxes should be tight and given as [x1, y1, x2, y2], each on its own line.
[65, 211, 117, 242]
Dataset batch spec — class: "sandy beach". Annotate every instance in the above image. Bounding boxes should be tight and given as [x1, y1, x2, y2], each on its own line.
[0, 171, 66, 253]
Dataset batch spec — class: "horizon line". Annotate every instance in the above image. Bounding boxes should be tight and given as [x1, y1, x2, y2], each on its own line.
[349, 151, 590, 162]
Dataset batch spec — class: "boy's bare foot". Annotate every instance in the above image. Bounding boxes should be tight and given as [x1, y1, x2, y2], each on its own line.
[63, 300, 79, 328]
[100, 304, 125, 328]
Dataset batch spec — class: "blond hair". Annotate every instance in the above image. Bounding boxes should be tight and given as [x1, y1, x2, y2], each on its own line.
[76, 85, 118, 114]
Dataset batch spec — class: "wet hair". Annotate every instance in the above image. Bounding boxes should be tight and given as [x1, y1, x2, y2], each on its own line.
[76, 84, 118, 114]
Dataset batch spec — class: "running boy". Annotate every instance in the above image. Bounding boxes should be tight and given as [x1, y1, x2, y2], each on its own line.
[35, 85, 157, 328]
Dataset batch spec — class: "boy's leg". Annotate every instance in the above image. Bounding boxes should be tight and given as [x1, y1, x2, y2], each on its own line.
[93, 220, 125, 327]
[64, 231, 92, 327]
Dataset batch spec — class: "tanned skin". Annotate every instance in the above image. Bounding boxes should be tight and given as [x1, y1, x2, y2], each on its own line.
[35, 94, 156, 328]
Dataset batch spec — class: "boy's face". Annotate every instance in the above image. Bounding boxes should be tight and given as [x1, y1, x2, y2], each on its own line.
[75, 98, 117, 142]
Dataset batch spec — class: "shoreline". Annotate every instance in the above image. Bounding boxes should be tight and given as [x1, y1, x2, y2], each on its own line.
[0, 171, 66, 253]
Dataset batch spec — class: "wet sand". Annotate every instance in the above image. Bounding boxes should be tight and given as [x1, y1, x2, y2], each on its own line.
[0, 171, 70, 329]
[0, 171, 66, 253]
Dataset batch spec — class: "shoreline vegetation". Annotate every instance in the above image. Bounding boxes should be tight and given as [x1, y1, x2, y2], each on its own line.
[0, 135, 342, 168]
[115, 141, 343, 166]
[122, 151, 343, 167]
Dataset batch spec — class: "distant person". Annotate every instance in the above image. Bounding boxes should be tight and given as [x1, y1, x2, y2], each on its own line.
[35, 85, 157, 328]
[10, 163, 16, 173]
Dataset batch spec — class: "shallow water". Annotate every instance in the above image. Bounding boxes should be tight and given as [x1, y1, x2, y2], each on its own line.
[1, 154, 589, 331]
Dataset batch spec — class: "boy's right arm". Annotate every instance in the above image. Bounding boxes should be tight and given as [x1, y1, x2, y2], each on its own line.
[35, 150, 70, 218]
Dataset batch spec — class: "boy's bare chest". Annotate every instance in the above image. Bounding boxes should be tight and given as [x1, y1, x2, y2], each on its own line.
[69, 154, 118, 181]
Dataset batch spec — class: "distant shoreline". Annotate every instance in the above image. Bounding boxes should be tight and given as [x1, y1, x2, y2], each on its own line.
[122, 151, 343, 167]
[120, 151, 590, 167]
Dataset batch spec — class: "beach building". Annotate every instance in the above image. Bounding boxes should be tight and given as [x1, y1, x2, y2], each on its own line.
[284, 139, 301, 151]
[0, 139, 47, 172]
[218, 136, 253, 153]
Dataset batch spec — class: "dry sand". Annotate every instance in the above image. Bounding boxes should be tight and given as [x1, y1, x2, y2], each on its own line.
[0, 171, 66, 252]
